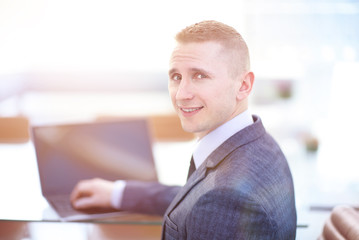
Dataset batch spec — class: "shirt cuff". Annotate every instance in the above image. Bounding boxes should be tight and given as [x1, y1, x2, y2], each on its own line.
[111, 180, 126, 209]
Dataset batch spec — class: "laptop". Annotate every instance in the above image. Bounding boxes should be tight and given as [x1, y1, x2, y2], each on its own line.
[31, 118, 158, 221]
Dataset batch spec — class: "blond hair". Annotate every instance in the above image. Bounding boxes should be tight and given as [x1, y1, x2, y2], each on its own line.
[175, 20, 250, 77]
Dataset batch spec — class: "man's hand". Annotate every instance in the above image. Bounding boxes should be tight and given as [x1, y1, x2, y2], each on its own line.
[319, 205, 359, 240]
[70, 178, 115, 210]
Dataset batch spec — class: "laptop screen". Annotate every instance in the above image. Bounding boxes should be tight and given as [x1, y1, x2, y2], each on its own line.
[32, 119, 158, 196]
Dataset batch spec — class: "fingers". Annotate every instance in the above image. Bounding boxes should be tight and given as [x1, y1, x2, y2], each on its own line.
[70, 179, 93, 204]
[72, 195, 97, 209]
[70, 178, 114, 210]
[321, 205, 359, 240]
[322, 217, 346, 240]
[331, 205, 359, 240]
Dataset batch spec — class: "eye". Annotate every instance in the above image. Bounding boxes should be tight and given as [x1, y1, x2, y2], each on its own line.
[170, 73, 182, 81]
[194, 73, 208, 80]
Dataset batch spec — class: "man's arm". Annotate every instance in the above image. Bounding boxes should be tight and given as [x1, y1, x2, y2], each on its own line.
[70, 178, 181, 216]
[121, 180, 181, 216]
[319, 205, 359, 240]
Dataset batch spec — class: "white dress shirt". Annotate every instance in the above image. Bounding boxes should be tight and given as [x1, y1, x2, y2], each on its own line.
[192, 109, 253, 168]
[111, 110, 253, 209]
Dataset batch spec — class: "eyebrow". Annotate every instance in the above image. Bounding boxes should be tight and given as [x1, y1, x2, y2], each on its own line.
[168, 68, 178, 76]
[168, 67, 211, 76]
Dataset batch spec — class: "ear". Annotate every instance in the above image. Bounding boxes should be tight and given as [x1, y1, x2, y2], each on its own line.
[237, 71, 255, 101]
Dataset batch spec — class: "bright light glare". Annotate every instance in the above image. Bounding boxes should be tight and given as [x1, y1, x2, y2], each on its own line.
[317, 62, 359, 183]
[0, 0, 246, 74]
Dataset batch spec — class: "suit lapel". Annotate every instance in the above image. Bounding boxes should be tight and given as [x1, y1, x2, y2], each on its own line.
[205, 115, 265, 170]
[165, 161, 207, 216]
[164, 115, 265, 217]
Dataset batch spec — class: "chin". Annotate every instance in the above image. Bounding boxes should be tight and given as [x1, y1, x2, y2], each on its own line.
[180, 124, 197, 134]
[181, 125, 194, 133]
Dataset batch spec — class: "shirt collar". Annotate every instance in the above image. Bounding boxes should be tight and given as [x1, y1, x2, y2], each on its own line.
[192, 110, 253, 169]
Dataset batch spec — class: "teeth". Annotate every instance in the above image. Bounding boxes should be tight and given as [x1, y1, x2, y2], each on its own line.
[182, 107, 201, 113]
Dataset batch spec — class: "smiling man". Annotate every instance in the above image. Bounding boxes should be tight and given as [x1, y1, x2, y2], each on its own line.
[168, 41, 250, 138]
[71, 20, 297, 239]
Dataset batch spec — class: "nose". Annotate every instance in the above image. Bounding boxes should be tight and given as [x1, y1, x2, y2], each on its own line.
[176, 79, 194, 101]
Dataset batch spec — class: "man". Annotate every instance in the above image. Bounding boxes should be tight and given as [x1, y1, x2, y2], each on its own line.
[319, 205, 359, 240]
[71, 20, 297, 239]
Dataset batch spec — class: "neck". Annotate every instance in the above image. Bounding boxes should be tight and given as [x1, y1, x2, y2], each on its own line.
[233, 99, 248, 118]
[195, 103, 249, 140]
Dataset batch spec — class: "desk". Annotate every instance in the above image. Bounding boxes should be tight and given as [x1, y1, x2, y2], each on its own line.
[0, 216, 162, 240]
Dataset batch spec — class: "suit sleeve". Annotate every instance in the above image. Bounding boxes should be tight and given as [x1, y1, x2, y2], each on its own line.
[186, 188, 279, 240]
[120, 180, 181, 216]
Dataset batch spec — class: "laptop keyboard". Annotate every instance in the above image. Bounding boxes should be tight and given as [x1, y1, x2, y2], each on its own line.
[48, 194, 119, 218]
[48, 194, 88, 217]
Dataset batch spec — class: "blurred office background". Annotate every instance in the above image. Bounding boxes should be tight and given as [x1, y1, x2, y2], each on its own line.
[1, 0, 359, 238]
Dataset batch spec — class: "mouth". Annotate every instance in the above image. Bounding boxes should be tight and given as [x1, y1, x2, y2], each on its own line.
[179, 106, 203, 114]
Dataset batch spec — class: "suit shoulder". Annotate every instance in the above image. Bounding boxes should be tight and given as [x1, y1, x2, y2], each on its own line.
[187, 188, 279, 239]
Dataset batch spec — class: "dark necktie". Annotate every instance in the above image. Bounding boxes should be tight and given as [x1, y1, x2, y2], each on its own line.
[187, 156, 196, 180]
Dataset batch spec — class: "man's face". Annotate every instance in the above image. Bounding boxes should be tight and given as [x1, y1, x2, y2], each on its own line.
[168, 41, 242, 138]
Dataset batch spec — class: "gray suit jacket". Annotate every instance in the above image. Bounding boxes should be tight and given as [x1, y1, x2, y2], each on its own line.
[121, 116, 297, 239]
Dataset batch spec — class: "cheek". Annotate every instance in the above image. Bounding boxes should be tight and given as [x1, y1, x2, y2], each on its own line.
[211, 84, 237, 109]
[168, 86, 177, 104]
[213, 81, 236, 99]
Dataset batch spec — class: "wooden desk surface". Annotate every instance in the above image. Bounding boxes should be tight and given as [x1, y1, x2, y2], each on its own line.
[0, 217, 163, 240]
